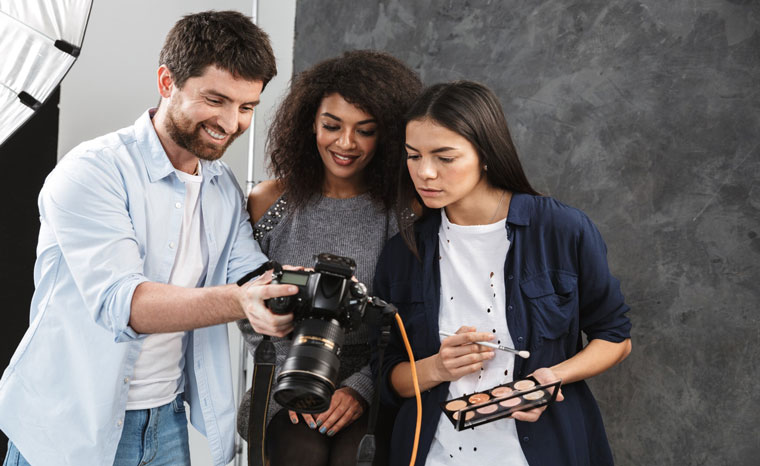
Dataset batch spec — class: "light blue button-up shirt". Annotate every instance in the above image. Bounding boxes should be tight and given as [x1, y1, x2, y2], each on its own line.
[0, 110, 265, 466]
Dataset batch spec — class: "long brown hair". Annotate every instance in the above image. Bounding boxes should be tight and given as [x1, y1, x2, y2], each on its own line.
[399, 81, 540, 257]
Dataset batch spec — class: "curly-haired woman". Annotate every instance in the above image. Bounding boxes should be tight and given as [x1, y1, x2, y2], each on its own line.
[237, 50, 421, 466]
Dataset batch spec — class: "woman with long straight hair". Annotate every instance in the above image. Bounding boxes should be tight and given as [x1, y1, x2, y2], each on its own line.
[374, 81, 632, 465]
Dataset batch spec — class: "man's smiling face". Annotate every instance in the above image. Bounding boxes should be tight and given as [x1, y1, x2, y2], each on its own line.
[163, 65, 263, 161]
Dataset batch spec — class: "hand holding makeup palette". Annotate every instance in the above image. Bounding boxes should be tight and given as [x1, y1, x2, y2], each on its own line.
[440, 376, 561, 430]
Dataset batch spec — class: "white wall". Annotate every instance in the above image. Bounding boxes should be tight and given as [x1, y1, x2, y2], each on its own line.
[249, 0, 296, 190]
[57, 1, 296, 465]
[58, 0, 296, 190]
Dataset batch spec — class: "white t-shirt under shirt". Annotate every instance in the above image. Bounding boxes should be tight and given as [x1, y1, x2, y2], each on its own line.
[126, 164, 208, 410]
[426, 209, 529, 466]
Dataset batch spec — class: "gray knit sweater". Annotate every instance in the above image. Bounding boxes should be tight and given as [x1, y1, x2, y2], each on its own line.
[237, 193, 396, 438]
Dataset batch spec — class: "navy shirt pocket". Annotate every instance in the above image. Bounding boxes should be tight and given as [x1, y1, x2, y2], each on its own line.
[520, 271, 578, 346]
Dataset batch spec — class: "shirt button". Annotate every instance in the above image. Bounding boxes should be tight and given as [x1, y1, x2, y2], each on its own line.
[508, 275, 513, 280]
[518, 336, 524, 342]
[175, 202, 182, 209]
[522, 436, 529, 442]
[169, 241, 175, 249]
[117, 419, 123, 427]
[508, 305, 513, 311]
[123, 377, 130, 384]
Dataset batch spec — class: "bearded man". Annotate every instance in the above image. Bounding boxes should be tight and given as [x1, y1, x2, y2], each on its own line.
[0, 11, 297, 466]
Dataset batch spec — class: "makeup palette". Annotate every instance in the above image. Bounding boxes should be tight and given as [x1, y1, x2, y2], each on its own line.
[440, 376, 561, 430]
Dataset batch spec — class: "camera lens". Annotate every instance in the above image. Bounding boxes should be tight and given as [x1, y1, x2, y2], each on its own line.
[272, 318, 344, 413]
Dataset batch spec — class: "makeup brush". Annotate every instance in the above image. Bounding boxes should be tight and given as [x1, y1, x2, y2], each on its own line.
[439, 330, 531, 359]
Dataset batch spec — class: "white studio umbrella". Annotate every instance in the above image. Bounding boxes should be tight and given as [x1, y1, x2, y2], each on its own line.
[0, 0, 93, 147]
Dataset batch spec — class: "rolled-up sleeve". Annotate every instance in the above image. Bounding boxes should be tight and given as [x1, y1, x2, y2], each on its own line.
[340, 364, 374, 405]
[576, 213, 632, 342]
[39, 152, 148, 342]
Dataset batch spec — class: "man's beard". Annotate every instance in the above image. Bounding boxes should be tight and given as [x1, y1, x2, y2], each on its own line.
[164, 104, 242, 161]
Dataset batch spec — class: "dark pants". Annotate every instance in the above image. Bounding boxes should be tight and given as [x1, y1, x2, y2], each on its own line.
[265, 405, 394, 466]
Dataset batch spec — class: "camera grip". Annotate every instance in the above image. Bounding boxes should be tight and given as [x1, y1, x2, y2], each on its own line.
[264, 295, 294, 315]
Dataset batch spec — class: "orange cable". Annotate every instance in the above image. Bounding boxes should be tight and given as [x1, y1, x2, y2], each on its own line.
[394, 313, 422, 466]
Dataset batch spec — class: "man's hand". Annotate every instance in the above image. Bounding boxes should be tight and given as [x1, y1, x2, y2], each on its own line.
[239, 268, 298, 337]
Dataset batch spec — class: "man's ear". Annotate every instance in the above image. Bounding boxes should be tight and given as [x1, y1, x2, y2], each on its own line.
[157, 65, 174, 99]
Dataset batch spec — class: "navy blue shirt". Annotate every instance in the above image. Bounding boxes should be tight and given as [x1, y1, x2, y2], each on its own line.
[372, 193, 631, 466]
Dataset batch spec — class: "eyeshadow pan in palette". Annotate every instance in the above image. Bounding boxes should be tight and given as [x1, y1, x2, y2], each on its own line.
[440, 376, 561, 431]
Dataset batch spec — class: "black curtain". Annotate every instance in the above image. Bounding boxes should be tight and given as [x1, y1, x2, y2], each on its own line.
[0, 88, 59, 457]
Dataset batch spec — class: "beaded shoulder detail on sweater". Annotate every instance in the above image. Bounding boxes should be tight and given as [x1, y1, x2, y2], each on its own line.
[253, 196, 288, 241]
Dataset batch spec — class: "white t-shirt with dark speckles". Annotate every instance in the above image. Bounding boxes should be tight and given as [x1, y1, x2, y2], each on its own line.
[426, 209, 528, 466]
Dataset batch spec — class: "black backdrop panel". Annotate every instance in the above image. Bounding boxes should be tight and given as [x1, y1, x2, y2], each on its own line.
[0, 88, 59, 457]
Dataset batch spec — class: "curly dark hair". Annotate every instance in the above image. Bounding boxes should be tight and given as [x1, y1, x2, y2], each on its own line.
[268, 50, 422, 210]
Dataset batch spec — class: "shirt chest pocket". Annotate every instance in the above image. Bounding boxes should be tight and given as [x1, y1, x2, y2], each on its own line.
[520, 271, 578, 343]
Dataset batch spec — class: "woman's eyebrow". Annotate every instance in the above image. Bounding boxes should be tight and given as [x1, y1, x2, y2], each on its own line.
[404, 143, 458, 153]
[322, 112, 376, 125]
[404, 142, 458, 153]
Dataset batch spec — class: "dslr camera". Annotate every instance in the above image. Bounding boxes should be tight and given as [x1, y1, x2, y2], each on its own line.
[264, 253, 389, 413]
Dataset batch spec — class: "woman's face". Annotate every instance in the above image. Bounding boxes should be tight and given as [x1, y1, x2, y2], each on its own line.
[314, 93, 378, 188]
[405, 118, 489, 211]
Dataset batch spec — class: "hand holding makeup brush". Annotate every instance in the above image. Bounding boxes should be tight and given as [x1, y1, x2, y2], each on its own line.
[434, 326, 497, 382]
[389, 326, 498, 397]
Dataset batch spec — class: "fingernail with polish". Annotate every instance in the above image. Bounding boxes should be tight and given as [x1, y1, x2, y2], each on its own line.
[319, 426, 326, 434]
[327, 430, 335, 437]
[309, 422, 316, 429]
[316, 420, 323, 427]
[291, 417, 298, 424]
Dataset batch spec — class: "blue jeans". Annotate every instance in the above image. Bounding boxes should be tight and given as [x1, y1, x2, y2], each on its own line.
[4, 393, 190, 466]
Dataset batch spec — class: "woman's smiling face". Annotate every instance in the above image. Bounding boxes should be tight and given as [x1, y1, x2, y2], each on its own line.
[314, 93, 378, 190]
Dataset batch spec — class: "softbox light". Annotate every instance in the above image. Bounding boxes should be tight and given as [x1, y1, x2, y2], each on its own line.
[0, 0, 93, 147]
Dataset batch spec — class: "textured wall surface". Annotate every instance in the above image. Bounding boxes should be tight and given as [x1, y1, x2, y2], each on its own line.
[294, 1, 760, 464]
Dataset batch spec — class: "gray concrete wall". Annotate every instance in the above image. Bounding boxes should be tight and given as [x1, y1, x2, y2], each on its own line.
[293, 1, 760, 464]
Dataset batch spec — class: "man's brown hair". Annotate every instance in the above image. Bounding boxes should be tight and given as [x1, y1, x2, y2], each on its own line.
[159, 10, 276, 89]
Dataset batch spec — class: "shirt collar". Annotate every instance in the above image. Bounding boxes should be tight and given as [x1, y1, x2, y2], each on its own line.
[506, 192, 533, 226]
[134, 109, 224, 183]
[417, 191, 534, 234]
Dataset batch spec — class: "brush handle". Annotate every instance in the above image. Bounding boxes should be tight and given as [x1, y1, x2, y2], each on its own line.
[438, 330, 530, 358]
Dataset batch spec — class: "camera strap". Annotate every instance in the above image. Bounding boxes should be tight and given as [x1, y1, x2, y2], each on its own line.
[236, 259, 282, 465]
[357, 322, 392, 466]
[236, 260, 277, 286]
[248, 335, 276, 466]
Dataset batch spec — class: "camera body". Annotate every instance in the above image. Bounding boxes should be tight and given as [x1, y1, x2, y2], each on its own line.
[267, 253, 367, 332]
[266, 253, 372, 413]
